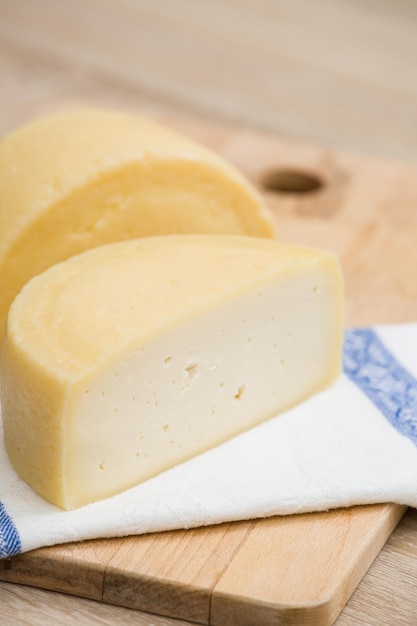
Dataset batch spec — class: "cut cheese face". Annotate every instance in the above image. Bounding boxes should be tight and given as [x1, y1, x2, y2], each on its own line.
[0, 110, 275, 338]
[0, 235, 343, 509]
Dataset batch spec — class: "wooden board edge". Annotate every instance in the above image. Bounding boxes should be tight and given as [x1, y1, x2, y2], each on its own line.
[209, 504, 406, 626]
[102, 570, 210, 624]
[0, 550, 105, 600]
[325, 503, 406, 624]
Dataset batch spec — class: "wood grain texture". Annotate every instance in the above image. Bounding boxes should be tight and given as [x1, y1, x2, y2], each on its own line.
[102, 521, 254, 623]
[3, 509, 417, 625]
[210, 506, 404, 626]
[0, 508, 406, 626]
[0, 539, 120, 600]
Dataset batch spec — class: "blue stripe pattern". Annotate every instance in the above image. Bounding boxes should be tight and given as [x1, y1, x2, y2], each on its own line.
[344, 328, 417, 446]
[0, 501, 22, 558]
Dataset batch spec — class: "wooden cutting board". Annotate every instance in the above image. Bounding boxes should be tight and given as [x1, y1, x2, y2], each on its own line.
[2, 110, 417, 626]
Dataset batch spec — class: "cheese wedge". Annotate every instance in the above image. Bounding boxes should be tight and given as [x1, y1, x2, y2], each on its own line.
[0, 110, 275, 338]
[0, 235, 343, 509]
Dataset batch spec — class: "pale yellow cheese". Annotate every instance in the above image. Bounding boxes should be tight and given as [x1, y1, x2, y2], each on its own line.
[0, 235, 343, 510]
[0, 110, 275, 338]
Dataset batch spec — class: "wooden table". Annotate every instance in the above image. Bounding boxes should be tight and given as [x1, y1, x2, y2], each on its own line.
[2, 1, 417, 624]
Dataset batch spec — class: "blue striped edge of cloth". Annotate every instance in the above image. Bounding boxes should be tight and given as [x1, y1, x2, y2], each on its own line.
[0, 501, 21, 558]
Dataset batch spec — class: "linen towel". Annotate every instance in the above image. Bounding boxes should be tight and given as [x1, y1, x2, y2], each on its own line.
[1, 323, 417, 558]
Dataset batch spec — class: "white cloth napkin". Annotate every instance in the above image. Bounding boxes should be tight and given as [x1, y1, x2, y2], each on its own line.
[2, 323, 417, 558]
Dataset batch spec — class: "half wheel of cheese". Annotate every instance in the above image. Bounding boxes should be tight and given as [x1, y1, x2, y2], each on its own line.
[0, 235, 343, 509]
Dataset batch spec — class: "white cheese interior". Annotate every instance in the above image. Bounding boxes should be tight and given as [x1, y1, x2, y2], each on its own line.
[66, 269, 338, 507]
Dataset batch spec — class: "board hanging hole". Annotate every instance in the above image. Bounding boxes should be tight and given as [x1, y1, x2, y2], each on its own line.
[260, 168, 324, 194]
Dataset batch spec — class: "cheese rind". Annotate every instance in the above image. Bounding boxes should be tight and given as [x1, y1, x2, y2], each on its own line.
[0, 235, 343, 509]
[0, 110, 275, 337]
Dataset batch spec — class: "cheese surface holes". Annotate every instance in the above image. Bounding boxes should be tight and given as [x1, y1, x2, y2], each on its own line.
[0, 235, 343, 509]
